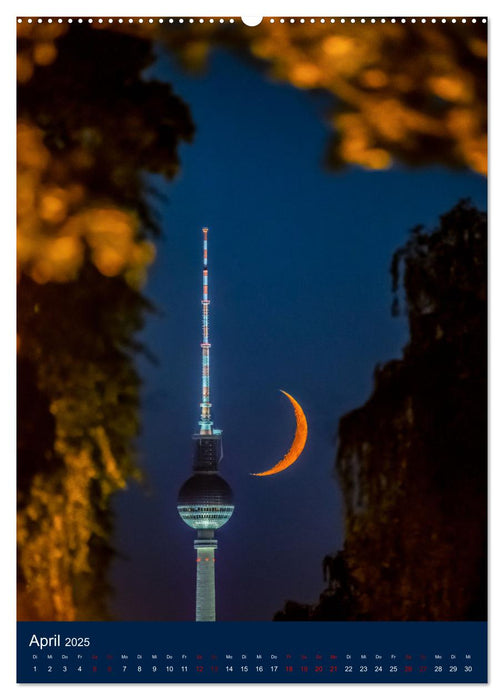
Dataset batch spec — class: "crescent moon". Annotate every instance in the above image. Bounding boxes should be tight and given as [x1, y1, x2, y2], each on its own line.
[252, 390, 308, 476]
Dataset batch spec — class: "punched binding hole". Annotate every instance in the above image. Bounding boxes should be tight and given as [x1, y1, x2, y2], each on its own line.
[241, 16, 263, 26]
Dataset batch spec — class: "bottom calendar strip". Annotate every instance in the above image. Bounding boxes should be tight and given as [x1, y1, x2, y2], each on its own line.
[17, 620, 487, 683]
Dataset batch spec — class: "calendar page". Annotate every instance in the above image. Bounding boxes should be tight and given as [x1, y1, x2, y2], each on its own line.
[16, 12, 488, 684]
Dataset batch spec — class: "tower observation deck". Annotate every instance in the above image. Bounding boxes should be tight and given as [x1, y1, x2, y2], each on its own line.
[177, 228, 234, 622]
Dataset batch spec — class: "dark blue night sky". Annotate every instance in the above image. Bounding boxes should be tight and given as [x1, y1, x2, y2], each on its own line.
[109, 47, 486, 621]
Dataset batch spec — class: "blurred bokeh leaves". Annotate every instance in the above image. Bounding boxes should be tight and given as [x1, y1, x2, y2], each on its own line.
[158, 19, 487, 174]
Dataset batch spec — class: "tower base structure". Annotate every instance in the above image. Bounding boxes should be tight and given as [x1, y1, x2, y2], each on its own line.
[194, 530, 217, 622]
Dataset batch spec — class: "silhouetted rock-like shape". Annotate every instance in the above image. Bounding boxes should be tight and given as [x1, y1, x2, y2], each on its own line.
[275, 200, 487, 621]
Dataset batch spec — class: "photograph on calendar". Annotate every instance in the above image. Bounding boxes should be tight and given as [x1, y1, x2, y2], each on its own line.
[16, 15, 487, 681]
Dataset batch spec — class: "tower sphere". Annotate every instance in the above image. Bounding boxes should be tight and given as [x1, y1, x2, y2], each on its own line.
[177, 472, 234, 530]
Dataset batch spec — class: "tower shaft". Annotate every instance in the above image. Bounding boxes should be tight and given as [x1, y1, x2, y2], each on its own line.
[194, 532, 217, 621]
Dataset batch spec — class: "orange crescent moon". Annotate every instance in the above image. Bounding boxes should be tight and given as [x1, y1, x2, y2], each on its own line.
[252, 390, 308, 476]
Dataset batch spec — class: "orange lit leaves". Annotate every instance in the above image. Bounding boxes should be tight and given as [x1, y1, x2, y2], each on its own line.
[17, 121, 156, 286]
[17, 19, 66, 83]
[245, 22, 487, 174]
[220, 22, 483, 172]
[17, 372, 142, 621]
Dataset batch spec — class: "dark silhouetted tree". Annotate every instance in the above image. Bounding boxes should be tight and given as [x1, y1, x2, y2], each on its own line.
[276, 200, 487, 621]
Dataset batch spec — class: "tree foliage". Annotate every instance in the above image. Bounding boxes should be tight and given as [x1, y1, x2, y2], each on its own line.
[51, 20, 485, 174]
[17, 22, 193, 620]
[336, 201, 487, 621]
[157, 20, 487, 174]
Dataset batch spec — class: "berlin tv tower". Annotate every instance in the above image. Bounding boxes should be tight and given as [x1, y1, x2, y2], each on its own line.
[177, 228, 234, 621]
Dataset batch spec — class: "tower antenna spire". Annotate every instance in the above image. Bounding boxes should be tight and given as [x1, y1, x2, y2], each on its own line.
[199, 227, 213, 435]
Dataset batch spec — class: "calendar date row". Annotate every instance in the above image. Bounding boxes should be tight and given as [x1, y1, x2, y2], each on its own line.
[31, 662, 475, 674]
